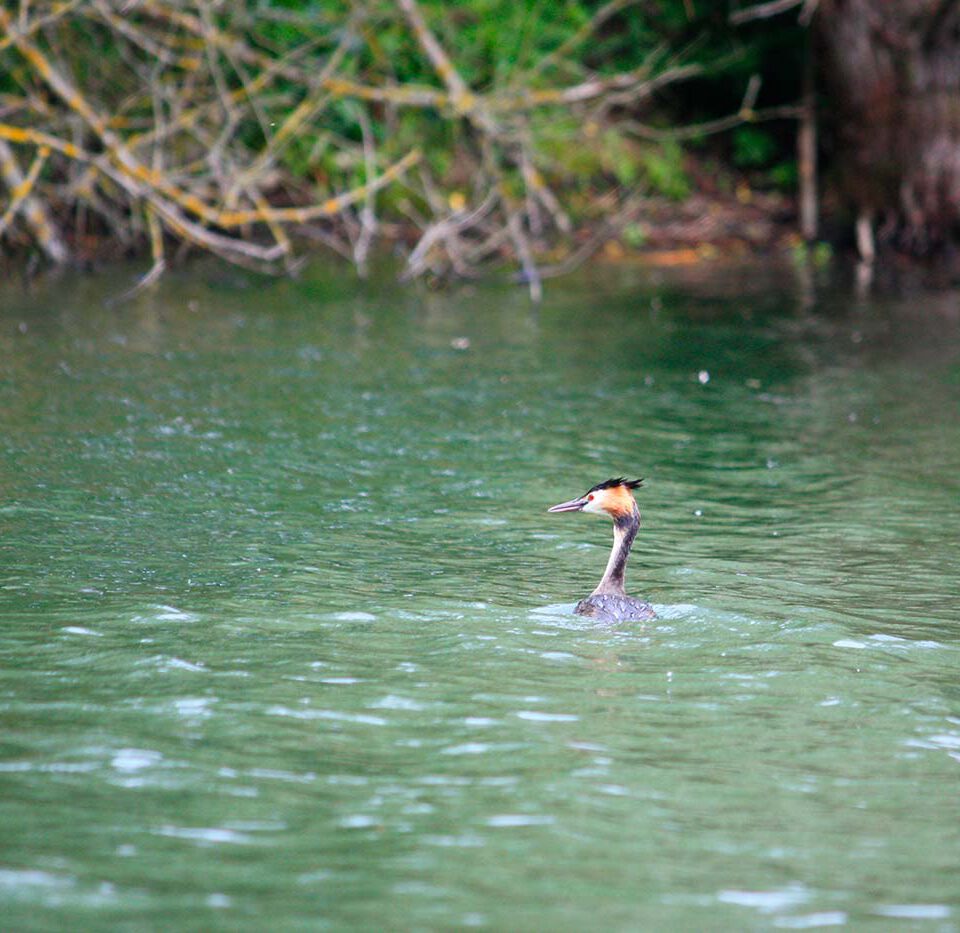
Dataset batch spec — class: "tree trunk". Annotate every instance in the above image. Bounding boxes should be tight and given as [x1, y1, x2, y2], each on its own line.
[816, 0, 960, 257]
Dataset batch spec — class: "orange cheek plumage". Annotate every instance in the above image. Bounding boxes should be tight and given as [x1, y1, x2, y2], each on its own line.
[595, 486, 636, 518]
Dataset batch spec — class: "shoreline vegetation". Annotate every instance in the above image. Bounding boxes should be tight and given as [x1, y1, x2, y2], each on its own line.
[0, 1, 849, 297]
[0, 0, 818, 295]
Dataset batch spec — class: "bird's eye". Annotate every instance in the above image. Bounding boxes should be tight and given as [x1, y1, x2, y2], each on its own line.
[587, 494, 594, 501]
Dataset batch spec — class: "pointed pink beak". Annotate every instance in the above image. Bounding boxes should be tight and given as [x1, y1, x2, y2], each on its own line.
[548, 496, 586, 513]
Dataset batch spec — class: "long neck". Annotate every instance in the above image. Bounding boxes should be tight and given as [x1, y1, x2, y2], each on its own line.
[592, 505, 640, 596]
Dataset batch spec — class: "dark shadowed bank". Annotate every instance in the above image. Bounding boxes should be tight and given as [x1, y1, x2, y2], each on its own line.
[816, 0, 960, 263]
[0, 1, 957, 294]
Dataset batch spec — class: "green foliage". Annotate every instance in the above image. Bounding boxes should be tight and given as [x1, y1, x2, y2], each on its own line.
[768, 160, 799, 190]
[639, 141, 691, 200]
[0, 0, 808, 269]
[733, 126, 778, 168]
[790, 239, 834, 268]
[812, 240, 834, 267]
[622, 222, 648, 248]
[601, 129, 639, 186]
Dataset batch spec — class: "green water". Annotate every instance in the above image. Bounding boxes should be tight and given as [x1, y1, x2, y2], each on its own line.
[1, 262, 959, 930]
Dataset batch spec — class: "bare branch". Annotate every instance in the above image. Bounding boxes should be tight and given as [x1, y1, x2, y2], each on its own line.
[395, 0, 471, 104]
[730, 0, 804, 25]
[623, 103, 803, 141]
[506, 209, 542, 303]
[352, 104, 378, 276]
[530, 0, 644, 78]
[0, 141, 66, 260]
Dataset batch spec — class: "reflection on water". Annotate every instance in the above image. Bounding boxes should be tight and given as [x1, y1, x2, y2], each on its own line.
[1, 261, 959, 928]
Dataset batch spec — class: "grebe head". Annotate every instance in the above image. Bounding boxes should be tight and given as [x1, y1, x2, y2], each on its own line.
[548, 477, 643, 519]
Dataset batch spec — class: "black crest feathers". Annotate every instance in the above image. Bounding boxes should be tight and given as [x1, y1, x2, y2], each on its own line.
[586, 477, 644, 494]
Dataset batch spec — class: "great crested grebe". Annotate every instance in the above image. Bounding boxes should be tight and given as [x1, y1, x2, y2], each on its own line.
[548, 478, 655, 622]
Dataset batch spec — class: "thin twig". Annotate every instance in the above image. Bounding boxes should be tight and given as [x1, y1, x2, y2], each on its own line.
[623, 103, 803, 141]
[0, 143, 48, 238]
[529, 0, 643, 78]
[403, 189, 497, 280]
[352, 104, 378, 276]
[506, 208, 542, 302]
[730, 0, 804, 25]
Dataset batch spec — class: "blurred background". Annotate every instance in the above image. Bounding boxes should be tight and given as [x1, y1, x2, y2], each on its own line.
[1, 0, 958, 293]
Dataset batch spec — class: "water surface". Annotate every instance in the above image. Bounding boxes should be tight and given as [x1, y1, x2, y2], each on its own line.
[1, 261, 959, 929]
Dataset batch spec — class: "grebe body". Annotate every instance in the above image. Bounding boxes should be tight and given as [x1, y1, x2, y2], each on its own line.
[575, 593, 655, 622]
[548, 478, 655, 623]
